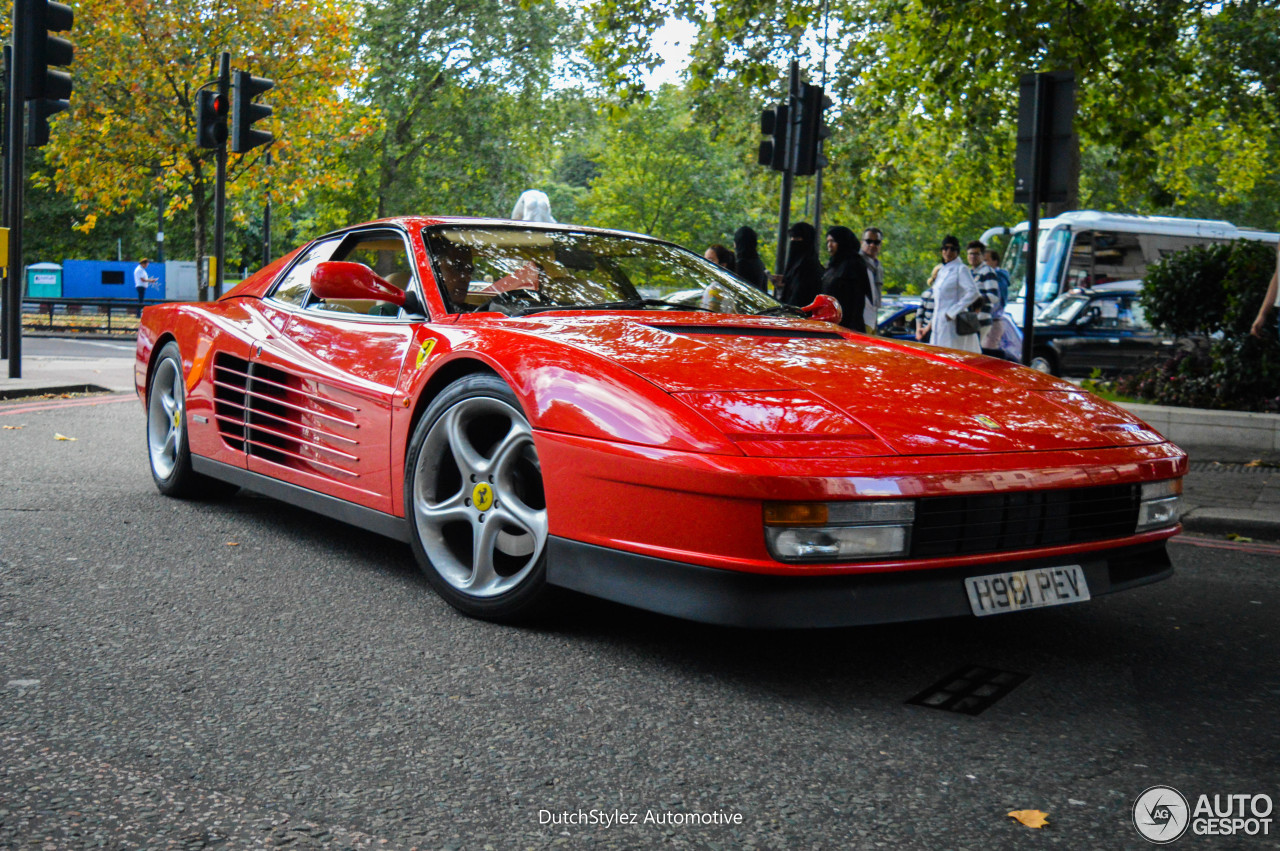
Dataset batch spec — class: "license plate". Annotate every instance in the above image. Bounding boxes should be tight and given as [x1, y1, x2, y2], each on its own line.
[965, 565, 1090, 617]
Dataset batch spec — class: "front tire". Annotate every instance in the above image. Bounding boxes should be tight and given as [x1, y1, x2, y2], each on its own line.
[146, 341, 237, 499]
[404, 374, 552, 622]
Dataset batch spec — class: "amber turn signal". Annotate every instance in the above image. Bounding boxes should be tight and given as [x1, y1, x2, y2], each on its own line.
[763, 502, 829, 526]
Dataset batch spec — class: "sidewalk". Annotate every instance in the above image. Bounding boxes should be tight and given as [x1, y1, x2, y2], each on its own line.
[2, 346, 1277, 541]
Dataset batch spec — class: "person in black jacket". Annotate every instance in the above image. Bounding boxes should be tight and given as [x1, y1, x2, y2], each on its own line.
[733, 226, 769, 292]
[821, 225, 873, 331]
[776, 222, 824, 307]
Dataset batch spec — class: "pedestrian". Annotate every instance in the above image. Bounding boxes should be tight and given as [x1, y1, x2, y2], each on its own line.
[773, 222, 824, 308]
[733, 226, 769, 292]
[980, 248, 1022, 360]
[703, 244, 736, 272]
[1250, 241, 1280, 338]
[510, 189, 556, 223]
[860, 227, 884, 331]
[916, 264, 941, 341]
[930, 235, 982, 352]
[820, 225, 872, 332]
[134, 258, 158, 314]
[967, 240, 1004, 358]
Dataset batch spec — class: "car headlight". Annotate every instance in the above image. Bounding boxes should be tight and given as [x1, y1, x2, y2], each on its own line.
[764, 500, 915, 562]
[1136, 479, 1182, 532]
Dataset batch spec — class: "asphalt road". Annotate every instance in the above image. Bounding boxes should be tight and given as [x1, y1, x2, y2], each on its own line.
[2, 396, 1278, 849]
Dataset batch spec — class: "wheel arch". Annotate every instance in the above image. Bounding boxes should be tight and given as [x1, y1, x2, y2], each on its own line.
[406, 356, 501, 440]
[143, 332, 180, 405]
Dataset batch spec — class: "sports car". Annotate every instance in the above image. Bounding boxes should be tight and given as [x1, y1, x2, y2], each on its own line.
[136, 217, 1186, 628]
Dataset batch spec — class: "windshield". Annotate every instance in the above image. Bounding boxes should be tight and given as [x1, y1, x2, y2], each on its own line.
[423, 226, 782, 316]
[1037, 293, 1090, 325]
[1005, 227, 1070, 303]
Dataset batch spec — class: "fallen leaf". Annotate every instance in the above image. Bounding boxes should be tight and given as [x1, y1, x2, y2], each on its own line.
[1227, 533, 1254, 543]
[1245, 459, 1262, 467]
[1007, 810, 1049, 829]
[54, 433, 77, 441]
[3, 425, 23, 430]
[225, 542, 240, 546]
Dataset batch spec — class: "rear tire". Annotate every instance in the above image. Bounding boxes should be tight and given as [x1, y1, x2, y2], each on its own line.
[146, 341, 238, 499]
[404, 374, 553, 622]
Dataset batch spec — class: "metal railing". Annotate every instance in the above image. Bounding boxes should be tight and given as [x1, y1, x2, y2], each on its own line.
[15, 297, 167, 335]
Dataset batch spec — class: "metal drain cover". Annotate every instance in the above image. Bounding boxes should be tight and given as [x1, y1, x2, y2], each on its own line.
[907, 665, 1029, 715]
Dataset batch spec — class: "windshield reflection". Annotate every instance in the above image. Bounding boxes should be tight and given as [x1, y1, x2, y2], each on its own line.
[422, 226, 782, 317]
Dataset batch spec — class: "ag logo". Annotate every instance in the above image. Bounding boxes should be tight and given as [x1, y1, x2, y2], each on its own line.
[472, 482, 494, 512]
[974, 414, 1002, 430]
[1133, 785, 1190, 844]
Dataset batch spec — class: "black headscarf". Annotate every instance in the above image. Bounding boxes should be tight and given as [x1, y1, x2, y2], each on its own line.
[780, 222, 824, 307]
[733, 226, 769, 292]
[821, 225, 872, 330]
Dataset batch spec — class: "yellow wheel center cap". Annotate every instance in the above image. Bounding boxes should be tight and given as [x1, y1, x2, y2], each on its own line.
[172, 410, 181, 429]
[472, 482, 494, 512]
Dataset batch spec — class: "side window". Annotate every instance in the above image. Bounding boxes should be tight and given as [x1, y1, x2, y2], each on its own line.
[269, 239, 340, 306]
[309, 230, 414, 317]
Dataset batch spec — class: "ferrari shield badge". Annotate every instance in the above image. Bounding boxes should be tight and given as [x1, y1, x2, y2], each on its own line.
[974, 414, 1002, 430]
[472, 482, 494, 512]
[416, 339, 437, 370]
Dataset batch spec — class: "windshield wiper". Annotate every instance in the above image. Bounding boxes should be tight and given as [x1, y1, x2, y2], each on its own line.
[511, 299, 713, 317]
[755, 304, 805, 317]
[637, 298, 713, 312]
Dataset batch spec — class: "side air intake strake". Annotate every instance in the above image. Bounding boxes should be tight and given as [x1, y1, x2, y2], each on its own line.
[212, 352, 361, 477]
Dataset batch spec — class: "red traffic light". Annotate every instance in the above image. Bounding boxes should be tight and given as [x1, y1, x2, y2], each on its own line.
[211, 93, 228, 116]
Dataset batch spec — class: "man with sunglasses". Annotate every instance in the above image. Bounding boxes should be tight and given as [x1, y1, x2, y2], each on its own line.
[860, 227, 884, 331]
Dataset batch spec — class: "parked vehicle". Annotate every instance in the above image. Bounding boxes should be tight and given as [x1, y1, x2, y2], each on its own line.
[1027, 281, 1187, 377]
[136, 217, 1186, 628]
[981, 211, 1280, 322]
[876, 301, 922, 340]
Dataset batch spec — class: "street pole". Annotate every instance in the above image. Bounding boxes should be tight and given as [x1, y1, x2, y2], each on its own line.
[1, 45, 11, 362]
[1020, 74, 1045, 366]
[5, 7, 27, 377]
[261, 150, 271, 269]
[773, 59, 800, 276]
[212, 50, 229, 299]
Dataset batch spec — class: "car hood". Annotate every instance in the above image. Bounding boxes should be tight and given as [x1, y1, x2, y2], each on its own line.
[501, 313, 1167, 456]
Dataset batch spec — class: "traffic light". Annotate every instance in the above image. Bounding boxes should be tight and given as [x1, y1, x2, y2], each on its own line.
[21, 0, 74, 148]
[197, 87, 229, 149]
[757, 103, 789, 172]
[231, 70, 274, 154]
[793, 83, 832, 176]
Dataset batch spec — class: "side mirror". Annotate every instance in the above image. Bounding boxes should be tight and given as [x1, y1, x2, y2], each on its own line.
[311, 261, 407, 307]
[801, 294, 843, 324]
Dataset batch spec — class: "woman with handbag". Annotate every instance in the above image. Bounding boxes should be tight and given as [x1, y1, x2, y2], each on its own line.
[929, 234, 982, 352]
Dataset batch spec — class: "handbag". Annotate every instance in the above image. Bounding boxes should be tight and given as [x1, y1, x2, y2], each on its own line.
[955, 310, 982, 336]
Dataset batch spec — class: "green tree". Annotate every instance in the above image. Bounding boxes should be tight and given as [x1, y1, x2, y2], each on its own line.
[31, 0, 369, 297]
[353, 0, 572, 220]
[580, 87, 754, 250]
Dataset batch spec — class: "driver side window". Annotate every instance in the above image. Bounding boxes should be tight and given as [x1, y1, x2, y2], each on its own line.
[307, 230, 415, 317]
[270, 239, 340, 306]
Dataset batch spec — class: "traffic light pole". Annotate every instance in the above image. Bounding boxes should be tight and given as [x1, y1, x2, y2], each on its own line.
[4, 5, 27, 377]
[212, 51, 228, 300]
[773, 60, 800, 276]
[1020, 73, 1045, 366]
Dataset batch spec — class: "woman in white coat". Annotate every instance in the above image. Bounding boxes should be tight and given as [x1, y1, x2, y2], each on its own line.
[929, 234, 982, 353]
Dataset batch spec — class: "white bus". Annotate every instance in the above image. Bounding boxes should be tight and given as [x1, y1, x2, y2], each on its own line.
[980, 211, 1280, 319]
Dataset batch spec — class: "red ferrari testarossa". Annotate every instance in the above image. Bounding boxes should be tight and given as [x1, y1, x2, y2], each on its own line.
[137, 218, 1185, 627]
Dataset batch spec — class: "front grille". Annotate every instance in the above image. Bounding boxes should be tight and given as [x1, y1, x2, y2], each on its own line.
[910, 483, 1140, 558]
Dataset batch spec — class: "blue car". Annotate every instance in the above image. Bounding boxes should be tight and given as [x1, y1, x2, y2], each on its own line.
[876, 300, 922, 340]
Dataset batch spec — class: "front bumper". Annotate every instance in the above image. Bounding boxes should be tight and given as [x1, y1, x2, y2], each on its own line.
[547, 536, 1173, 628]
